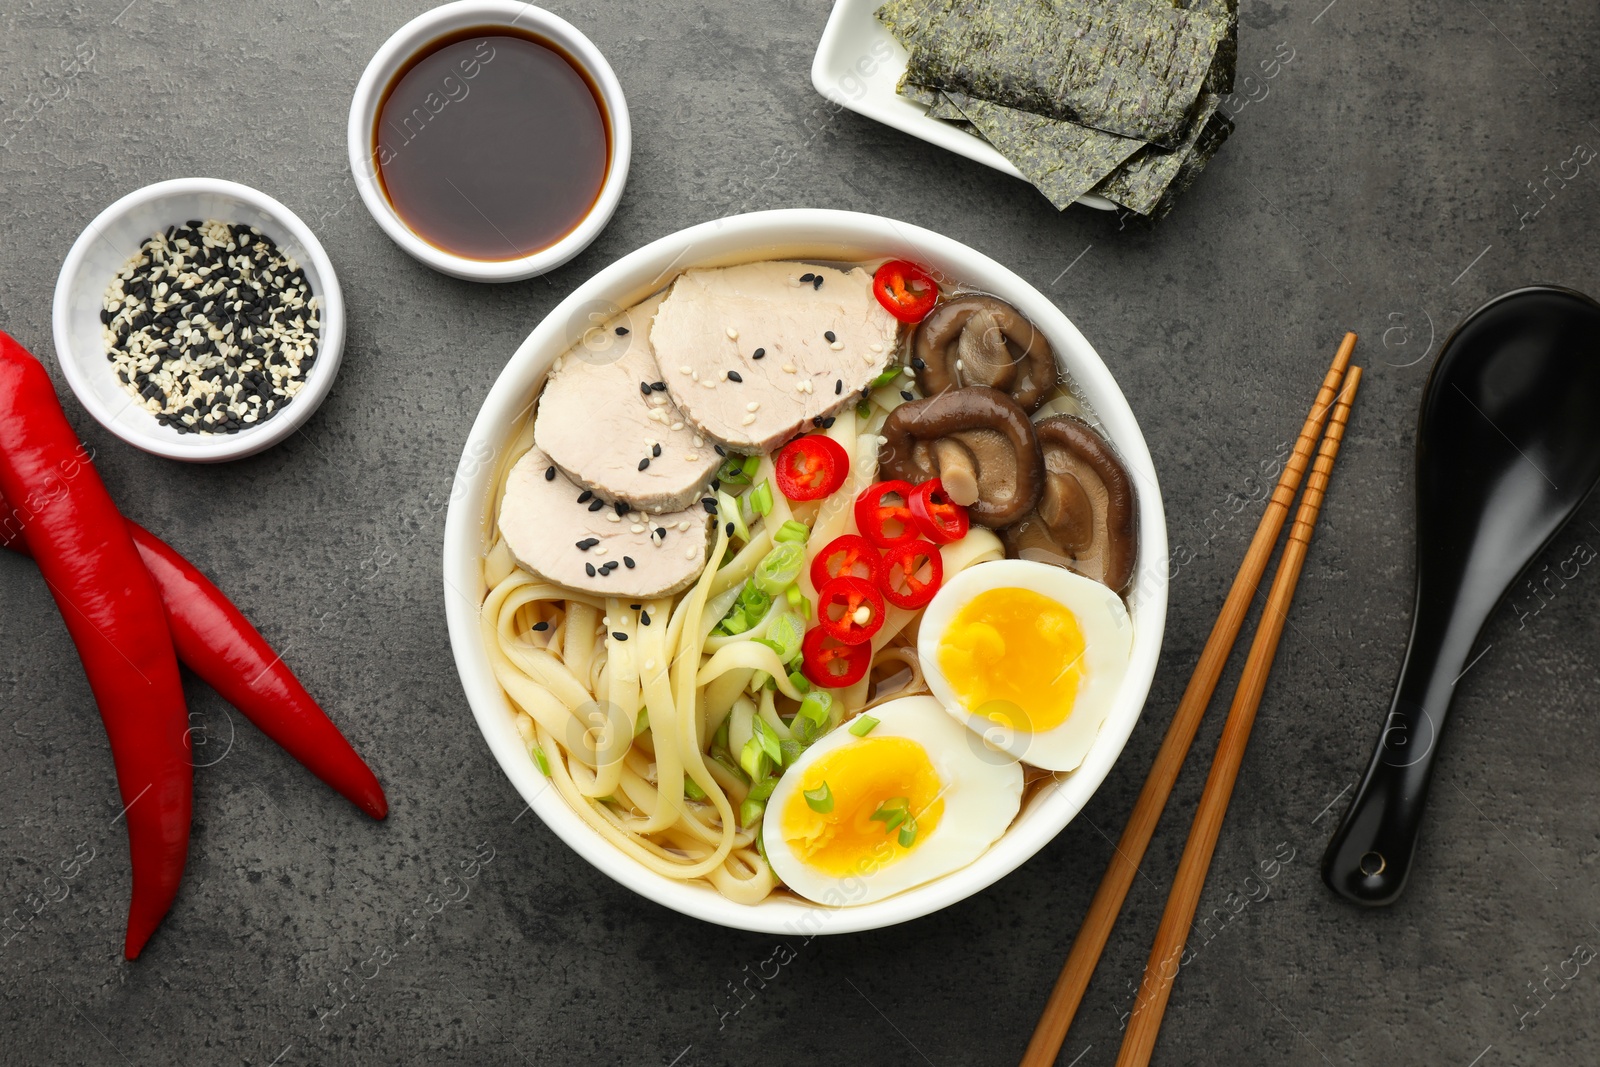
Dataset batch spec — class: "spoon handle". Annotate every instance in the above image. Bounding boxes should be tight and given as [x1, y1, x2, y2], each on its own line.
[1320, 591, 1480, 904]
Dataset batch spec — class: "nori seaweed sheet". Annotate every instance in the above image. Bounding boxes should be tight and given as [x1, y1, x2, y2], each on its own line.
[926, 93, 968, 121]
[905, 0, 1225, 147]
[1178, 0, 1236, 93]
[895, 71, 943, 108]
[1093, 93, 1232, 215]
[876, 0, 951, 46]
[949, 91, 1144, 210]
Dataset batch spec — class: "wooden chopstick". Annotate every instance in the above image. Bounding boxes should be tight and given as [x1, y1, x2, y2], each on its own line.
[1018, 333, 1356, 1067]
[1114, 366, 1363, 1067]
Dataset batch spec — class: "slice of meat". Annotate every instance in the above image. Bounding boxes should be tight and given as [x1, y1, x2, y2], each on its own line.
[651, 262, 900, 453]
[499, 446, 711, 599]
[535, 292, 721, 512]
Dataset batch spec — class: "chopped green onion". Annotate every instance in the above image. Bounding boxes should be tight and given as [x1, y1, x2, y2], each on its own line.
[739, 796, 766, 828]
[870, 797, 911, 834]
[712, 716, 731, 757]
[530, 744, 551, 777]
[848, 715, 879, 736]
[712, 752, 746, 784]
[719, 489, 750, 542]
[856, 399, 872, 420]
[749, 479, 774, 517]
[798, 689, 834, 727]
[779, 738, 806, 765]
[753, 542, 805, 594]
[773, 519, 810, 544]
[717, 455, 753, 486]
[868, 365, 904, 389]
[683, 775, 707, 801]
[788, 670, 811, 695]
[634, 708, 650, 738]
[717, 582, 772, 635]
[751, 669, 771, 691]
[755, 611, 805, 664]
[741, 455, 762, 478]
[786, 583, 812, 619]
[804, 782, 834, 813]
[753, 715, 784, 765]
[747, 775, 778, 803]
[898, 815, 918, 848]
[739, 737, 771, 781]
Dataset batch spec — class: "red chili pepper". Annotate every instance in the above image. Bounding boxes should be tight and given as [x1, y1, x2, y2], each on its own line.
[809, 534, 883, 593]
[774, 434, 850, 501]
[908, 479, 970, 544]
[0, 332, 190, 960]
[801, 626, 872, 688]
[879, 539, 944, 609]
[815, 575, 885, 646]
[1, 495, 388, 822]
[871, 260, 940, 324]
[853, 480, 919, 548]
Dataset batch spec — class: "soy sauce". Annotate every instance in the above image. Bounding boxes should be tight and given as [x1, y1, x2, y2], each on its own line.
[373, 27, 610, 262]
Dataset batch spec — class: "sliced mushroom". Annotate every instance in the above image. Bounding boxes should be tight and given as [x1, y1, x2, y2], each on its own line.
[878, 386, 1044, 527]
[1003, 415, 1138, 593]
[913, 295, 1057, 413]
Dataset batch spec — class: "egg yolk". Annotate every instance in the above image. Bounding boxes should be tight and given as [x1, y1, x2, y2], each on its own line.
[779, 736, 945, 878]
[937, 587, 1086, 733]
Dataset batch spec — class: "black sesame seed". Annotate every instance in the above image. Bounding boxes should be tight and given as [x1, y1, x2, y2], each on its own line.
[615, 326, 629, 335]
[532, 621, 549, 631]
[752, 347, 766, 360]
[812, 276, 823, 290]
[714, 444, 726, 456]
[638, 458, 651, 471]
[727, 371, 743, 383]
[640, 381, 652, 396]
[702, 498, 718, 514]
[652, 443, 662, 458]
[655, 527, 667, 538]
[639, 610, 650, 624]
[812, 416, 823, 427]
[578, 490, 593, 503]
[615, 501, 630, 517]
[911, 357, 927, 371]
[799, 272, 816, 283]
[585, 562, 597, 577]
[588, 499, 605, 512]
[576, 538, 599, 550]
[602, 561, 619, 573]
[630, 604, 642, 609]
[624, 557, 636, 569]
[612, 632, 628, 641]
[824, 330, 837, 343]
[822, 416, 836, 428]
[901, 390, 915, 401]
[835, 379, 843, 394]
[545, 465, 557, 481]
[651, 381, 667, 391]
[710, 478, 720, 491]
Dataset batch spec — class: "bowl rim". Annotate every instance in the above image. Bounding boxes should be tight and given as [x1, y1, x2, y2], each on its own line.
[442, 208, 1169, 934]
[50, 176, 346, 464]
[345, 0, 633, 283]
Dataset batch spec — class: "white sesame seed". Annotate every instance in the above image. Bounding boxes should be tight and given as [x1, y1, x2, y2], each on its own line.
[680, 365, 692, 374]
[685, 453, 699, 462]
[869, 343, 884, 353]
[726, 326, 739, 340]
[631, 524, 645, 533]
[741, 414, 757, 425]
[686, 546, 697, 559]
[671, 421, 684, 431]
[781, 363, 797, 374]
[606, 513, 621, 523]
[702, 379, 717, 389]
[829, 341, 844, 351]
[956, 359, 964, 370]
[693, 435, 705, 448]
[678, 520, 691, 532]
[595, 546, 608, 556]
[746, 402, 759, 412]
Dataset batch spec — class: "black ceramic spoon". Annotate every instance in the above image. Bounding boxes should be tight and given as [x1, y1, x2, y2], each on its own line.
[1322, 285, 1600, 905]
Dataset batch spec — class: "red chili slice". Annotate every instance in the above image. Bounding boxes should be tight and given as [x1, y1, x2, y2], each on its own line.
[809, 534, 883, 593]
[774, 435, 850, 501]
[909, 479, 970, 544]
[816, 576, 885, 646]
[872, 260, 940, 324]
[801, 626, 872, 688]
[879, 539, 943, 609]
[853, 480, 919, 548]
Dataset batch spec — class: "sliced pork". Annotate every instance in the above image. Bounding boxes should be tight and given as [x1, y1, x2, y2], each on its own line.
[651, 262, 900, 453]
[534, 292, 721, 513]
[499, 445, 711, 599]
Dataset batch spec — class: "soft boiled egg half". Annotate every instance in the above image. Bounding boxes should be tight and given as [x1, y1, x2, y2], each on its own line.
[762, 696, 1023, 906]
[917, 559, 1134, 772]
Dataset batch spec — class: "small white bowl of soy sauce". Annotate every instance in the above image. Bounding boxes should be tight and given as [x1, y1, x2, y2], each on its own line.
[347, 1, 630, 283]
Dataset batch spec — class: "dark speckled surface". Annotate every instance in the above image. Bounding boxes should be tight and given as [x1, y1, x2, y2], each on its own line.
[3, 2, 1600, 1065]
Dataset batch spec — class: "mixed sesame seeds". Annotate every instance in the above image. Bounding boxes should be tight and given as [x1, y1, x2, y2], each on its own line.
[101, 220, 319, 435]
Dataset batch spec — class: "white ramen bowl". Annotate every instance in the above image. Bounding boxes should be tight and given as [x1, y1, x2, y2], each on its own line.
[443, 209, 1169, 934]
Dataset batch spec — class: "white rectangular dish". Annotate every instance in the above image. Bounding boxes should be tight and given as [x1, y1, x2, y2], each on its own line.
[809, 0, 1117, 212]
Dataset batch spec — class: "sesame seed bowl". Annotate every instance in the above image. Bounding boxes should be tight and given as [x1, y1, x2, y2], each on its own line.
[52, 177, 346, 463]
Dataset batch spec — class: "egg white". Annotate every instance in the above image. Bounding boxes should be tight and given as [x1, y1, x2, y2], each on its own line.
[917, 559, 1134, 771]
[762, 696, 1023, 906]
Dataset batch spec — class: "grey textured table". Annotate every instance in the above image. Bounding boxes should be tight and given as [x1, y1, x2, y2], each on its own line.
[3, 2, 1599, 1065]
